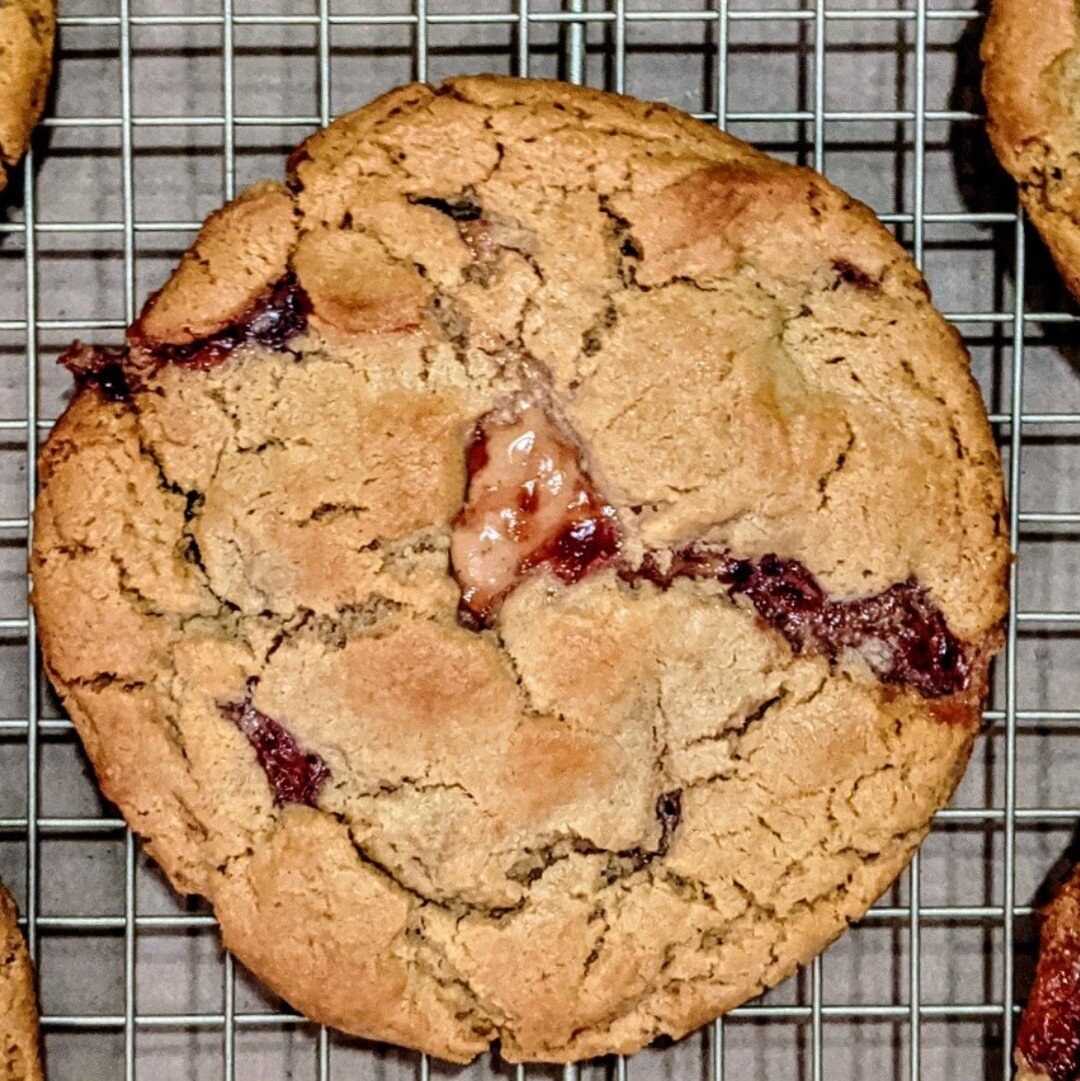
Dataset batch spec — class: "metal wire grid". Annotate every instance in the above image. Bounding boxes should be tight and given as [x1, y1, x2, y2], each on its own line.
[0, 0, 1075, 1077]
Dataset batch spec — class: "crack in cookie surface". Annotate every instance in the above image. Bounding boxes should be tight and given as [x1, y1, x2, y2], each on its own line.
[625, 547, 969, 698]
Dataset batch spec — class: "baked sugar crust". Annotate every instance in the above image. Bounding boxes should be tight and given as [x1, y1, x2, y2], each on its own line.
[982, 0, 1080, 299]
[0, 880, 43, 1081]
[0, 0, 54, 193]
[31, 76, 1009, 1062]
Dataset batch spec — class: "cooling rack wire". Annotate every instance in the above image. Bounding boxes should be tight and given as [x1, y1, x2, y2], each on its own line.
[0, 1, 1076, 1078]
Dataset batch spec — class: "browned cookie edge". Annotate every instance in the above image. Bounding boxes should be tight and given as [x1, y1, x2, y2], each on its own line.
[0, 880, 44, 1081]
[982, 0, 1080, 300]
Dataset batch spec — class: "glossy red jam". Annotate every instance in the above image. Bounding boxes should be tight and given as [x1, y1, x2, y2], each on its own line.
[222, 687, 330, 806]
[451, 403, 620, 629]
[61, 274, 311, 394]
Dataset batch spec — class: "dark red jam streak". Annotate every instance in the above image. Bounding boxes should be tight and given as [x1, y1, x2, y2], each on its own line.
[96, 362, 132, 402]
[626, 548, 969, 699]
[133, 272, 311, 369]
[60, 273, 311, 397]
[57, 343, 134, 402]
[832, 258, 881, 292]
[464, 425, 490, 475]
[531, 512, 620, 584]
[222, 687, 330, 807]
[1017, 874, 1080, 1081]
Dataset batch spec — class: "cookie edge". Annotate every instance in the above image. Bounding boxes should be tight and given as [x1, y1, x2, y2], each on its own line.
[0, 879, 44, 1081]
[982, 0, 1080, 299]
[0, 0, 56, 195]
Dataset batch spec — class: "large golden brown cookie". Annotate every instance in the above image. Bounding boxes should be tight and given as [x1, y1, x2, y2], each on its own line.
[30, 77, 1009, 1062]
[0, 880, 43, 1080]
[983, 0, 1080, 300]
[0, 0, 54, 194]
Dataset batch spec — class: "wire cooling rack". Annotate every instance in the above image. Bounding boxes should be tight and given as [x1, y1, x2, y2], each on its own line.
[0, 0, 1077, 1077]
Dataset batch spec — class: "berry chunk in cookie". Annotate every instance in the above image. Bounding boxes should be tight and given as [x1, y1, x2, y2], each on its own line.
[452, 399, 620, 628]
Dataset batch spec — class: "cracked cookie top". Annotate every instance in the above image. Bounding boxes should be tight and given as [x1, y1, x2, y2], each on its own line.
[0, 0, 54, 195]
[31, 76, 1008, 1063]
[983, 0, 1080, 299]
[0, 879, 43, 1081]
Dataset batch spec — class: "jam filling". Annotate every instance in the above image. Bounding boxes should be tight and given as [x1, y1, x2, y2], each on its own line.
[1017, 873, 1080, 1081]
[222, 683, 330, 806]
[58, 342, 135, 401]
[131, 272, 311, 370]
[61, 273, 311, 393]
[450, 407, 969, 700]
[450, 402, 620, 629]
[627, 548, 969, 699]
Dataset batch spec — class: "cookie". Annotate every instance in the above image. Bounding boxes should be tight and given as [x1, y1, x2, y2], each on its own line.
[0, 0, 55, 193]
[30, 76, 1009, 1062]
[982, 0, 1080, 300]
[0, 880, 43, 1081]
[1015, 866, 1080, 1081]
